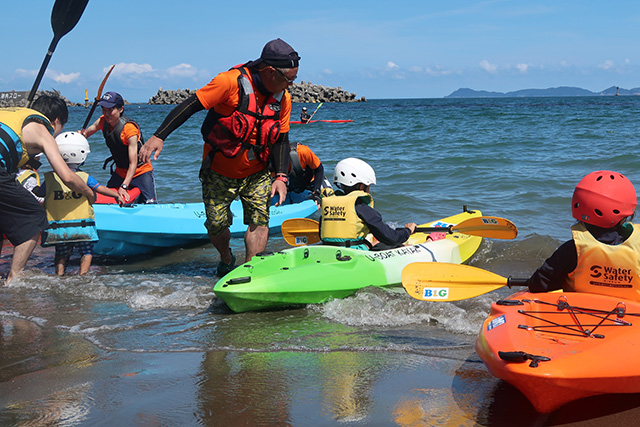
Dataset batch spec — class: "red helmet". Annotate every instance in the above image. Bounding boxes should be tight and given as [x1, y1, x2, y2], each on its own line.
[572, 170, 637, 228]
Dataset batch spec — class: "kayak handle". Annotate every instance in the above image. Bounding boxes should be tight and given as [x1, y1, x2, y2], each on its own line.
[498, 351, 551, 368]
[224, 276, 251, 286]
[496, 299, 524, 306]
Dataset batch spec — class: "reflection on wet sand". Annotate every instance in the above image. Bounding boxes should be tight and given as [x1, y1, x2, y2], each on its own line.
[451, 355, 640, 427]
[0, 316, 96, 426]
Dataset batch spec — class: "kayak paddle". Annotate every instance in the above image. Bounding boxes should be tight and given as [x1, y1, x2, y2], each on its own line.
[402, 262, 528, 301]
[27, 0, 90, 107]
[306, 102, 323, 122]
[281, 218, 321, 246]
[82, 64, 115, 131]
[281, 215, 518, 247]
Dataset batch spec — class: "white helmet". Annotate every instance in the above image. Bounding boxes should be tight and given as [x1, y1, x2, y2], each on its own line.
[55, 131, 90, 165]
[333, 158, 377, 188]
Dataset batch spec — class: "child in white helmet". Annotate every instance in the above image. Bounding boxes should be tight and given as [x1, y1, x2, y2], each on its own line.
[38, 131, 124, 275]
[320, 157, 417, 250]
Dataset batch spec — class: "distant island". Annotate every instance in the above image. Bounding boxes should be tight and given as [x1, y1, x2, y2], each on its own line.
[446, 85, 640, 98]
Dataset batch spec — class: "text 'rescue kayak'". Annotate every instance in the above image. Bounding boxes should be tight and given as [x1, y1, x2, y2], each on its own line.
[213, 208, 483, 312]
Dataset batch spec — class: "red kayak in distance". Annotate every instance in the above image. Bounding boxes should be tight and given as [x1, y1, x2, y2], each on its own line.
[290, 119, 353, 124]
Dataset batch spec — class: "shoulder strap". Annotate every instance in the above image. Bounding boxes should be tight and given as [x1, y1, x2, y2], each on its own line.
[289, 141, 303, 175]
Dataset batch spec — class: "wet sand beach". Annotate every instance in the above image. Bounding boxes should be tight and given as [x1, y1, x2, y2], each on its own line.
[3, 305, 640, 426]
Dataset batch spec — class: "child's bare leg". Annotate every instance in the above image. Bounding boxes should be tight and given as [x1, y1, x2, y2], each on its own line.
[54, 244, 69, 276]
[55, 258, 66, 276]
[79, 254, 92, 275]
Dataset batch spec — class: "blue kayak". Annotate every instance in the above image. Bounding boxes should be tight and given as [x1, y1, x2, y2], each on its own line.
[93, 199, 318, 257]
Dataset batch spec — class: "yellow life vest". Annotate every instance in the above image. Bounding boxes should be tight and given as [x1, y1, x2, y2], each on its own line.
[565, 222, 640, 301]
[42, 171, 97, 246]
[320, 190, 372, 249]
[0, 108, 53, 174]
[16, 169, 41, 186]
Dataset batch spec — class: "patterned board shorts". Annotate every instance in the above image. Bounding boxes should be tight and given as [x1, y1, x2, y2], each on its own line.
[54, 241, 94, 261]
[200, 168, 271, 235]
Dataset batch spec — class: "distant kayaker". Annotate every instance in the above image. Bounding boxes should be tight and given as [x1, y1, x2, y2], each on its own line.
[138, 38, 300, 277]
[300, 107, 311, 124]
[0, 95, 95, 284]
[320, 157, 417, 250]
[37, 132, 124, 276]
[526, 170, 640, 301]
[276, 141, 331, 205]
[81, 91, 157, 204]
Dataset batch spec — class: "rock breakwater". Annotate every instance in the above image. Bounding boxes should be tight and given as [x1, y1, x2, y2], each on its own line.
[148, 82, 365, 105]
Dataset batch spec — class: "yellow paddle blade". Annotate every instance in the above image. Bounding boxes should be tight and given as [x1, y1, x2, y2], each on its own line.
[281, 214, 518, 247]
[281, 218, 320, 246]
[401, 262, 509, 301]
[452, 216, 518, 240]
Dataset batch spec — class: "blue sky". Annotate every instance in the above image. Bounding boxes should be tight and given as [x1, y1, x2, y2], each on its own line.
[3, 0, 640, 102]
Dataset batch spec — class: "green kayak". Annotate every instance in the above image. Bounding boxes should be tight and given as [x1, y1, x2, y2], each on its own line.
[213, 209, 483, 313]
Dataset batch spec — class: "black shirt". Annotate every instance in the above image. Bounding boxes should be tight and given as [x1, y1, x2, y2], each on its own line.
[354, 203, 411, 248]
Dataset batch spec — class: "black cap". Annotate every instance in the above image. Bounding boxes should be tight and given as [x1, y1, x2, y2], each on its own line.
[246, 38, 300, 69]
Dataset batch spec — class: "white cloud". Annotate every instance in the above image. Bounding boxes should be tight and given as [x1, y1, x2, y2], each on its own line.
[386, 61, 399, 70]
[110, 62, 155, 76]
[321, 68, 333, 75]
[167, 63, 197, 78]
[46, 70, 81, 84]
[516, 63, 528, 73]
[14, 68, 79, 84]
[15, 68, 36, 78]
[425, 64, 455, 76]
[479, 59, 498, 74]
[598, 60, 614, 70]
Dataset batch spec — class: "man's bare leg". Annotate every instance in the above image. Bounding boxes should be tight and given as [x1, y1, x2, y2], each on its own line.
[209, 228, 232, 263]
[244, 224, 268, 262]
[6, 233, 39, 284]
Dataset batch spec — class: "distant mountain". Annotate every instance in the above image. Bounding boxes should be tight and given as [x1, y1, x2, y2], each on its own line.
[446, 85, 640, 98]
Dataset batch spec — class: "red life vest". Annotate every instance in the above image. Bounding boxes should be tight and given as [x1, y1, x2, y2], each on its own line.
[200, 67, 283, 164]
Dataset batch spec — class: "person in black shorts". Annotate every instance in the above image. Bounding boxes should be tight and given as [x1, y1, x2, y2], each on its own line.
[0, 95, 95, 284]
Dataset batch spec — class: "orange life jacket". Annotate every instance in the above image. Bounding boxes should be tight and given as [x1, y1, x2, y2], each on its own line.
[200, 67, 283, 164]
[565, 222, 640, 301]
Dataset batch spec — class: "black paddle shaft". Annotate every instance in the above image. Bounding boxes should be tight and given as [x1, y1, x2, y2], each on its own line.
[415, 225, 453, 233]
[82, 100, 99, 130]
[26, 0, 89, 107]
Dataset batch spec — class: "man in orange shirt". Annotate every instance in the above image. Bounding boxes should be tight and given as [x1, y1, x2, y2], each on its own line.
[140, 39, 300, 276]
[82, 91, 157, 203]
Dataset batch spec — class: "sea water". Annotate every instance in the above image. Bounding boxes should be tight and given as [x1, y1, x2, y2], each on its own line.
[2, 96, 640, 425]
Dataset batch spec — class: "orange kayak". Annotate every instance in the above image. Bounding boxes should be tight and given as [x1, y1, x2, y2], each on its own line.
[476, 291, 640, 413]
